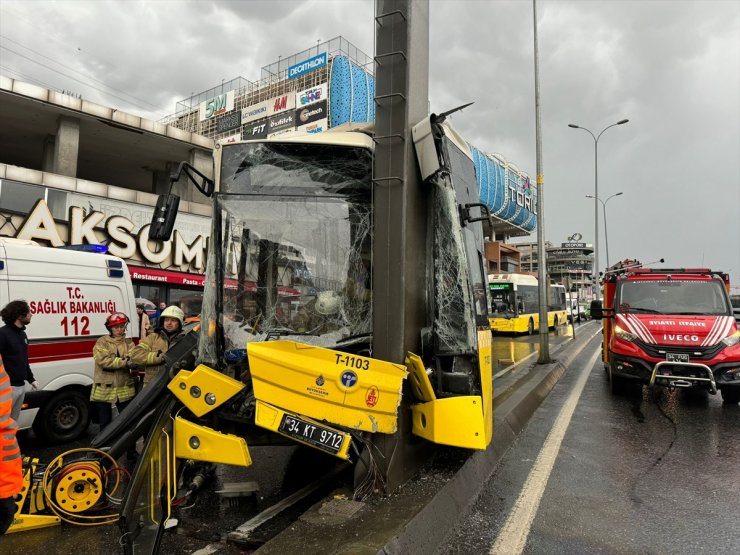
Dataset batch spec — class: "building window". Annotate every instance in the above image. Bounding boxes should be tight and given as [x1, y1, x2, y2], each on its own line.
[0, 179, 67, 219]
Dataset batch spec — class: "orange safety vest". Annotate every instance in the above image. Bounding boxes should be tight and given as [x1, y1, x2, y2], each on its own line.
[0, 360, 22, 499]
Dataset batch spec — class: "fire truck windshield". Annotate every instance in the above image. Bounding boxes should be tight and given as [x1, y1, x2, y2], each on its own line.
[198, 140, 373, 362]
[616, 279, 731, 316]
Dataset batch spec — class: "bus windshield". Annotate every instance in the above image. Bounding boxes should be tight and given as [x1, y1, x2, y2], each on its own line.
[199, 141, 373, 362]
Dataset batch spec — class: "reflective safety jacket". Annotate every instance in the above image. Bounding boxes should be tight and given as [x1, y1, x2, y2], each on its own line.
[0, 360, 22, 499]
[91, 334, 136, 403]
[129, 329, 186, 385]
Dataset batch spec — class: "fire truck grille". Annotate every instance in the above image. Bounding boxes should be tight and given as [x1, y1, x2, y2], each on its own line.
[637, 341, 724, 361]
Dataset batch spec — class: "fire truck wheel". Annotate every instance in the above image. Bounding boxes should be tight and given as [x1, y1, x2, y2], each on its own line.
[720, 387, 740, 404]
[527, 319, 534, 335]
[33, 389, 91, 444]
[608, 362, 630, 395]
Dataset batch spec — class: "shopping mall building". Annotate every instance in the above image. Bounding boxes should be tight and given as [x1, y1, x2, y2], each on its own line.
[1, 36, 553, 310]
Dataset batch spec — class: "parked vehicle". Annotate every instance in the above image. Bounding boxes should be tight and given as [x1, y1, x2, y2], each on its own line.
[488, 273, 568, 334]
[591, 260, 740, 403]
[0, 238, 138, 442]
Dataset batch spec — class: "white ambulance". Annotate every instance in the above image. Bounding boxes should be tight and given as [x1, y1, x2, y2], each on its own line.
[0, 238, 138, 443]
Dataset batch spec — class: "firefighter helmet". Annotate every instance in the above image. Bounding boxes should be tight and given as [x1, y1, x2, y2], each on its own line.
[105, 312, 129, 329]
[160, 306, 184, 325]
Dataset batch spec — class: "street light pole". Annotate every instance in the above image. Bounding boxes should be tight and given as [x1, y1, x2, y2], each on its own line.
[586, 191, 623, 269]
[568, 119, 629, 299]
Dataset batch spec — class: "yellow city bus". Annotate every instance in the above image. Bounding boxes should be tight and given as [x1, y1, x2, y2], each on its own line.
[488, 273, 568, 334]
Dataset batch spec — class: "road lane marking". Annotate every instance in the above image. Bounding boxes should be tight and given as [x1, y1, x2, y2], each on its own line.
[489, 348, 601, 555]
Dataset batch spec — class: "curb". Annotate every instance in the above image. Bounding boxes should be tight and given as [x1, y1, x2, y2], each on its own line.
[381, 325, 602, 554]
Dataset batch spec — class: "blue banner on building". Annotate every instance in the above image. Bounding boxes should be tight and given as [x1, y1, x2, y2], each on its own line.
[288, 53, 328, 80]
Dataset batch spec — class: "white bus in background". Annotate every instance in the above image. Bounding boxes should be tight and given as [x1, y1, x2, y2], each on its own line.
[0, 238, 137, 443]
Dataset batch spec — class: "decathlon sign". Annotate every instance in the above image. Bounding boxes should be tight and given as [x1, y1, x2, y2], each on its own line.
[288, 53, 327, 80]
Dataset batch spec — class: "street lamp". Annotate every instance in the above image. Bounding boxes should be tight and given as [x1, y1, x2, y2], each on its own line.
[568, 119, 629, 299]
[586, 192, 623, 269]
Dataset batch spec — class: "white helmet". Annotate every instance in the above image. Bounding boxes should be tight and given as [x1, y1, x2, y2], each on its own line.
[315, 291, 340, 315]
[160, 305, 184, 325]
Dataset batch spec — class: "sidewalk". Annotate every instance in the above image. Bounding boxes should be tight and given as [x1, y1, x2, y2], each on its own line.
[257, 322, 602, 554]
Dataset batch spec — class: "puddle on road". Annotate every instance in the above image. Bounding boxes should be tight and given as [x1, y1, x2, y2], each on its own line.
[491, 327, 575, 371]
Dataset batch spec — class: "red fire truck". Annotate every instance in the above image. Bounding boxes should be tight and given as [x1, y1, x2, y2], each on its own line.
[591, 260, 740, 403]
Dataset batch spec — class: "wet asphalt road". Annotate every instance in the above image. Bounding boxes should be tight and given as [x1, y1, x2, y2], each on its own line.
[2, 326, 575, 554]
[438, 332, 740, 554]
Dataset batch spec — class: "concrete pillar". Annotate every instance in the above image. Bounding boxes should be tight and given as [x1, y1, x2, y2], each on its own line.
[52, 116, 80, 177]
[189, 148, 213, 181]
[364, 0, 432, 492]
[42, 135, 55, 172]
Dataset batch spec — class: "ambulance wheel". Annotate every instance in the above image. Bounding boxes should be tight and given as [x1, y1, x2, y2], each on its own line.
[720, 387, 740, 404]
[33, 389, 90, 444]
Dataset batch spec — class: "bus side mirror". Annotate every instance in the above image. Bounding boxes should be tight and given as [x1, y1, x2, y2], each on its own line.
[149, 194, 180, 241]
[590, 300, 603, 320]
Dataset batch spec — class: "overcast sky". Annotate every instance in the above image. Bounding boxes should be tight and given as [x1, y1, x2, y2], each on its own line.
[1, 0, 738, 288]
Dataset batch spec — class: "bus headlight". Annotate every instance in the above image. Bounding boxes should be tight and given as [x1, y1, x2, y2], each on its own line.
[720, 331, 740, 347]
[614, 325, 637, 343]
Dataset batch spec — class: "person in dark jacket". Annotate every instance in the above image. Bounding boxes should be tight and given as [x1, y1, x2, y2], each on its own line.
[0, 300, 38, 423]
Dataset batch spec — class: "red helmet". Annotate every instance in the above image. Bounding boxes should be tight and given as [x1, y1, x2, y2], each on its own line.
[105, 312, 129, 329]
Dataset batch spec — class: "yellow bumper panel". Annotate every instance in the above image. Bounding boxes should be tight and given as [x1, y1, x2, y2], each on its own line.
[406, 352, 436, 402]
[174, 417, 252, 466]
[411, 396, 487, 449]
[409, 331, 493, 450]
[247, 341, 407, 434]
[478, 329, 494, 446]
[168, 364, 246, 417]
[255, 400, 353, 460]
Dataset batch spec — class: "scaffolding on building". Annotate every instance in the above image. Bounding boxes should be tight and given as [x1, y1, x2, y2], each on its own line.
[160, 36, 373, 141]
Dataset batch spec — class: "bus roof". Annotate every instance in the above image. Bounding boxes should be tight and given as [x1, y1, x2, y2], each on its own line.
[227, 126, 375, 151]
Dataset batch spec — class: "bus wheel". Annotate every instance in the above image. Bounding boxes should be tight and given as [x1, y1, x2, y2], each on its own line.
[527, 319, 534, 335]
[33, 389, 90, 444]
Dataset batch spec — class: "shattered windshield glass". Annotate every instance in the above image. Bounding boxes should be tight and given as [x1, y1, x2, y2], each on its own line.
[198, 141, 373, 363]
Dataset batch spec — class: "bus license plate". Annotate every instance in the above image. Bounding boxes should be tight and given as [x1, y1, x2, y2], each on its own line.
[667, 353, 689, 363]
[278, 414, 346, 454]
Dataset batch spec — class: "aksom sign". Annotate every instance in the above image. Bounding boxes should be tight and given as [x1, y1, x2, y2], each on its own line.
[13, 199, 208, 272]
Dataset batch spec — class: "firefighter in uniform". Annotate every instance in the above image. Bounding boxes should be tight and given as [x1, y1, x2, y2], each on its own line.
[0, 358, 23, 535]
[91, 312, 136, 430]
[130, 306, 186, 386]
